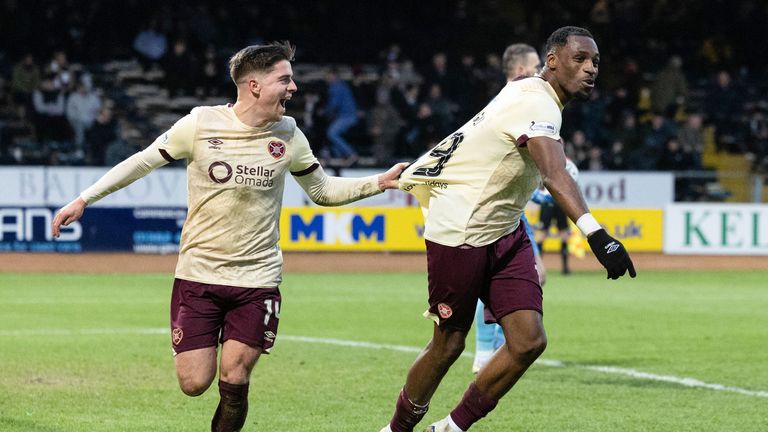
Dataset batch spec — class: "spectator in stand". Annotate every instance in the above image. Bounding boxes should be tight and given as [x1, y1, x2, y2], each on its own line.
[163, 38, 198, 97]
[423, 52, 456, 99]
[86, 105, 118, 166]
[611, 112, 643, 162]
[66, 76, 102, 155]
[425, 83, 455, 138]
[455, 54, 484, 121]
[657, 138, 697, 200]
[580, 146, 605, 171]
[47, 50, 73, 93]
[32, 75, 69, 143]
[200, 45, 222, 97]
[10, 53, 40, 110]
[133, 18, 168, 71]
[324, 68, 359, 163]
[706, 70, 741, 152]
[641, 114, 677, 169]
[650, 56, 688, 118]
[368, 76, 405, 165]
[104, 123, 141, 166]
[481, 53, 506, 100]
[677, 112, 705, 168]
[747, 107, 768, 171]
[604, 140, 629, 171]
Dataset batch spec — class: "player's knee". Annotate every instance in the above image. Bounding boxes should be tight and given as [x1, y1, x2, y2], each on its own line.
[177, 375, 214, 397]
[509, 334, 547, 364]
[436, 337, 466, 364]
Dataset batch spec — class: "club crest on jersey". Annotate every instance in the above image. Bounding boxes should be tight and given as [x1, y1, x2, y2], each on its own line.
[172, 328, 183, 345]
[268, 141, 286, 159]
[437, 303, 453, 319]
[529, 121, 557, 134]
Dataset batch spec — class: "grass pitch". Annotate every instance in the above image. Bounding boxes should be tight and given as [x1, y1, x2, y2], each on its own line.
[1, 270, 767, 431]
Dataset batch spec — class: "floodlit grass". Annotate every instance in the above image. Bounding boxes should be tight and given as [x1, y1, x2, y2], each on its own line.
[1, 270, 766, 431]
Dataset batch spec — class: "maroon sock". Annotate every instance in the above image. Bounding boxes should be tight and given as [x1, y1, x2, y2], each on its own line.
[211, 380, 249, 432]
[389, 388, 429, 432]
[449, 383, 498, 431]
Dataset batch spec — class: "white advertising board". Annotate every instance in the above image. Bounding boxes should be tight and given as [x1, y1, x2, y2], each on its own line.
[664, 203, 768, 255]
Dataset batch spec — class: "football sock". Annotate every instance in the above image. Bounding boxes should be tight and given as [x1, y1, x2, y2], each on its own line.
[389, 388, 429, 432]
[449, 383, 498, 431]
[211, 380, 249, 432]
[474, 301, 496, 352]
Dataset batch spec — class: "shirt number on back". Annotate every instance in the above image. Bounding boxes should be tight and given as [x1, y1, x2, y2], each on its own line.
[413, 132, 464, 177]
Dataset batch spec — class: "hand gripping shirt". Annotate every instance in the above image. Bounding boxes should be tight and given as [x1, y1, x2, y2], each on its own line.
[83, 106, 318, 288]
[399, 78, 564, 247]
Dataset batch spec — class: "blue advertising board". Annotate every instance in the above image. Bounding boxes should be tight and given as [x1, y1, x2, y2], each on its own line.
[0, 207, 185, 253]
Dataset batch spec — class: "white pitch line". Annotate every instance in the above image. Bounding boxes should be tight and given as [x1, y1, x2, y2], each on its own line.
[1, 328, 766, 398]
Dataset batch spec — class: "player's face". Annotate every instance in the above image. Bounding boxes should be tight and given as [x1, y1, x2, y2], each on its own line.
[520, 52, 542, 77]
[256, 60, 297, 122]
[552, 35, 599, 101]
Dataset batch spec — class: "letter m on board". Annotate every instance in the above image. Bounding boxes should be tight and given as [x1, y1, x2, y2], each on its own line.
[352, 215, 384, 242]
[291, 214, 323, 241]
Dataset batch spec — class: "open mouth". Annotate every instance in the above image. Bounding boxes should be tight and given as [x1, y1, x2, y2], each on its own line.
[279, 99, 287, 108]
[582, 80, 595, 89]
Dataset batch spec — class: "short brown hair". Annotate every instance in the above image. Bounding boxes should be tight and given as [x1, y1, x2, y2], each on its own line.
[228, 41, 296, 84]
[502, 43, 537, 75]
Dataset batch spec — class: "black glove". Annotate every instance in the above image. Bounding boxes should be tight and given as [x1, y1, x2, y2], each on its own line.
[587, 229, 637, 280]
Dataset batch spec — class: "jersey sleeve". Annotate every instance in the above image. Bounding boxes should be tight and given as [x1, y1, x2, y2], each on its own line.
[150, 110, 198, 162]
[288, 127, 319, 173]
[498, 92, 562, 147]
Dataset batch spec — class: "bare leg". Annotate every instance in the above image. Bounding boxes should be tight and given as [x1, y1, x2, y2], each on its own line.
[175, 347, 218, 396]
[387, 324, 468, 431]
[474, 309, 547, 399]
[404, 324, 468, 404]
[211, 340, 262, 432]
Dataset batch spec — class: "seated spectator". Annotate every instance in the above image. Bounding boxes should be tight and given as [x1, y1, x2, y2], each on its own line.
[105, 124, 141, 166]
[10, 53, 40, 110]
[32, 75, 70, 143]
[604, 140, 629, 171]
[85, 105, 118, 166]
[163, 38, 198, 97]
[368, 80, 404, 166]
[66, 76, 102, 154]
[133, 19, 168, 70]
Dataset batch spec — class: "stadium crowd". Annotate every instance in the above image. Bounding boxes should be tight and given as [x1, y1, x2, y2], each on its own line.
[1, 0, 767, 199]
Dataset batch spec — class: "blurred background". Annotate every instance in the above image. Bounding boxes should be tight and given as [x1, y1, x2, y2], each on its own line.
[1, 0, 767, 256]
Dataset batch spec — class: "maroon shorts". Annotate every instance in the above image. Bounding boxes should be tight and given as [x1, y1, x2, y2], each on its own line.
[170, 278, 281, 355]
[425, 223, 542, 331]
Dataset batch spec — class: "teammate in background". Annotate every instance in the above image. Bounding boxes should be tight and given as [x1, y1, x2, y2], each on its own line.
[472, 43, 546, 374]
[52, 41, 406, 432]
[380, 27, 635, 432]
[534, 159, 579, 274]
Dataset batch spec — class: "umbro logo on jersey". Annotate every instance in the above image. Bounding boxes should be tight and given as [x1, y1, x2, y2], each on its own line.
[268, 140, 286, 159]
[605, 241, 620, 254]
[208, 138, 223, 150]
[529, 121, 557, 134]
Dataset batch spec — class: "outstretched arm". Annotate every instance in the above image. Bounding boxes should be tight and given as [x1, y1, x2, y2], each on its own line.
[527, 136, 636, 279]
[293, 162, 408, 206]
[51, 146, 169, 238]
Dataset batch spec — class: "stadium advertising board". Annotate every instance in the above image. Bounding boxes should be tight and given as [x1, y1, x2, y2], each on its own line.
[664, 203, 768, 255]
[279, 207, 425, 251]
[526, 208, 663, 253]
[0, 166, 187, 207]
[577, 172, 673, 208]
[0, 207, 185, 253]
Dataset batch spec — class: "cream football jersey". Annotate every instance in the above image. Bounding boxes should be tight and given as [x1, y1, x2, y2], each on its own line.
[151, 106, 317, 288]
[399, 77, 564, 247]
